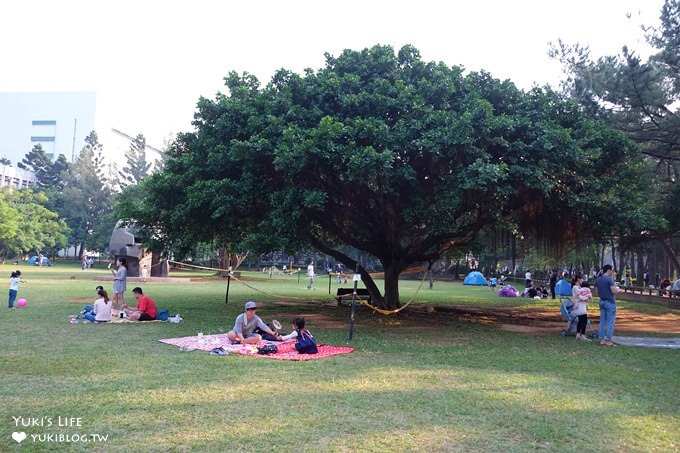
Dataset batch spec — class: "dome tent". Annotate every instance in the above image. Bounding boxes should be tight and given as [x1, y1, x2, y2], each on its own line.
[463, 271, 488, 286]
[555, 278, 572, 297]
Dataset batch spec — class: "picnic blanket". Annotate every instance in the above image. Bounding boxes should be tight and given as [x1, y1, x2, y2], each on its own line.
[159, 333, 354, 361]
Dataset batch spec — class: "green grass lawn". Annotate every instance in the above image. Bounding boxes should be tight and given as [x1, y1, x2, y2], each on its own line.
[1, 263, 678, 452]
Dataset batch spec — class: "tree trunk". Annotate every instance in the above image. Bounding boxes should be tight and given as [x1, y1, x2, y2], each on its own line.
[217, 247, 228, 269]
[381, 264, 402, 310]
[660, 238, 680, 279]
[356, 263, 402, 310]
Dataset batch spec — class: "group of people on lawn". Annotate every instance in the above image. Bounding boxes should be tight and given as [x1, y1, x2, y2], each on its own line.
[90, 257, 317, 352]
[87, 257, 157, 322]
[523, 265, 622, 346]
[225, 301, 318, 354]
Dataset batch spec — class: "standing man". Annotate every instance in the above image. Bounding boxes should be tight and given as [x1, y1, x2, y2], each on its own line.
[525, 270, 531, 287]
[549, 270, 558, 299]
[595, 264, 623, 346]
[307, 261, 316, 290]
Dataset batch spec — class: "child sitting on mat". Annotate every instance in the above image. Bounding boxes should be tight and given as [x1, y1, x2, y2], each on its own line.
[280, 317, 318, 354]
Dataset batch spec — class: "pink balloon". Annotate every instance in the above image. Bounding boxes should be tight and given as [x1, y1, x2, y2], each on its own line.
[17, 299, 27, 307]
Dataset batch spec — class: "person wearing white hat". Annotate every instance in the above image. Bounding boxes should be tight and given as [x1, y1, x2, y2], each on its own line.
[226, 301, 280, 344]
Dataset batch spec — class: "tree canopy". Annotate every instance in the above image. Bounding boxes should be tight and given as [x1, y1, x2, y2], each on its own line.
[17, 144, 69, 190]
[125, 44, 651, 309]
[550, 0, 680, 273]
[0, 188, 69, 261]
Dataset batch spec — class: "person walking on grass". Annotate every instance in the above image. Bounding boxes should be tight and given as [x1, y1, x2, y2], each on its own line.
[307, 260, 316, 290]
[595, 264, 623, 346]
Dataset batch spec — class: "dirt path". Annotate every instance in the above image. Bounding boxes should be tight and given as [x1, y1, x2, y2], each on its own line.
[405, 304, 680, 335]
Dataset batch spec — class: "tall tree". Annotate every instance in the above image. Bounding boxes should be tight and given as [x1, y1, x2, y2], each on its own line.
[61, 132, 115, 257]
[118, 133, 151, 188]
[125, 45, 652, 309]
[550, 0, 680, 275]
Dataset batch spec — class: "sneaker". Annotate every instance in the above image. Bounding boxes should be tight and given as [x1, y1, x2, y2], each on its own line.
[579, 336, 592, 342]
[210, 347, 229, 356]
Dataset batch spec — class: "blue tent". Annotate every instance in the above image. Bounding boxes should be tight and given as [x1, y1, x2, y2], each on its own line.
[464, 271, 488, 286]
[28, 256, 51, 266]
[555, 278, 572, 296]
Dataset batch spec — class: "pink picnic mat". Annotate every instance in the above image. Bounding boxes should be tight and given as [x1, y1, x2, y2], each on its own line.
[159, 333, 354, 361]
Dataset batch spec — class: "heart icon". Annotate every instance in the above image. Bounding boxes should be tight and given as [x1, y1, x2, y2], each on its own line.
[12, 431, 27, 443]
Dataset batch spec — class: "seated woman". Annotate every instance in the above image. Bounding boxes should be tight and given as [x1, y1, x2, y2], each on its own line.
[280, 317, 318, 354]
[93, 288, 113, 323]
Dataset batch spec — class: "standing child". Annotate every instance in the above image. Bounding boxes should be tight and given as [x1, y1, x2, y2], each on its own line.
[573, 282, 592, 342]
[8, 270, 24, 309]
[141, 265, 148, 283]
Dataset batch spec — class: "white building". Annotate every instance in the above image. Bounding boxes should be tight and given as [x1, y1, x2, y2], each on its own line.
[0, 92, 96, 165]
[0, 164, 36, 189]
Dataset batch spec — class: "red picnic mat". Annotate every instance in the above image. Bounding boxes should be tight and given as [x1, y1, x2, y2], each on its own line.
[159, 334, 354, 361]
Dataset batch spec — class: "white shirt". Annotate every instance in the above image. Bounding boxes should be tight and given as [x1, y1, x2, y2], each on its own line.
[307, 265, 314, 277]
[280, 330, 298, 341]
[525, 272, 531, 280]
[9, 277, 20, 291]
[93, 298, 112, 322]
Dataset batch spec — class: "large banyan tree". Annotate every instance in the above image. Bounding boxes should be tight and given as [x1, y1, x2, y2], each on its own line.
[129, 44, 652, 310]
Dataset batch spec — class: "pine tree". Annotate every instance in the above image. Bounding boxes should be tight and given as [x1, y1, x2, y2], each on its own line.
[118, 133, 151, 188]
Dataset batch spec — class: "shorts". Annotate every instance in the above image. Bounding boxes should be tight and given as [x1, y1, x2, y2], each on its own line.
[139, 313, 155, 321]
[230, 332, 256, 344]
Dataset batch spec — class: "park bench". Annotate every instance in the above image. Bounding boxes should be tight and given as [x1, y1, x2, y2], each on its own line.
[335, 288, 372, 305]
[219, 271, 241, 278]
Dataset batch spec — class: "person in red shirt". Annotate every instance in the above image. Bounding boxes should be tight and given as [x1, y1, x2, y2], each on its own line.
[122, 287, 157, 321]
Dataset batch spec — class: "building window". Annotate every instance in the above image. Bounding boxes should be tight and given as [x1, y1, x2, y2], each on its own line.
[31, 136, 56, 142]
[32, 120, 57, 125]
